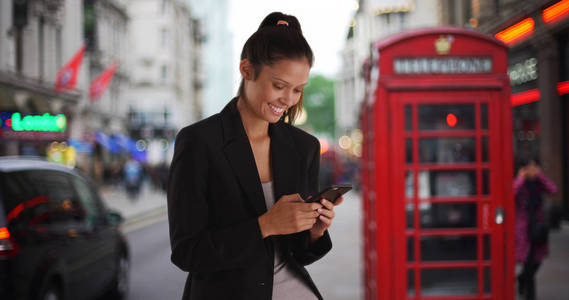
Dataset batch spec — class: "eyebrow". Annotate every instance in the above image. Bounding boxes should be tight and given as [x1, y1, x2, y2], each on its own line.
[271, 76, 308, 87]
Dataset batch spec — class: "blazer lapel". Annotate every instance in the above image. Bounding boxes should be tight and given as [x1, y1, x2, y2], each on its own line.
[220, 98, 301, 215]
[269, 122, 300, 202]
[221, 98, 267, 215]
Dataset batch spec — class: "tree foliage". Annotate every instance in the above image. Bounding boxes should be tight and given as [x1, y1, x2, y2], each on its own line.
[301, 74, 335, 137]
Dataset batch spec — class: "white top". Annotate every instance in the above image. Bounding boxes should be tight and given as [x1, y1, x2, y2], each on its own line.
[261, 181, 319, 300]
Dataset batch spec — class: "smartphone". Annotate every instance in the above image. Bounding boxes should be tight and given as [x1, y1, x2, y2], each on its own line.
[306, 184, 352, 203]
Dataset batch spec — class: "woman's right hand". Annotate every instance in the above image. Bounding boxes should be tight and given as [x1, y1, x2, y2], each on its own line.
[517, 167, 528, 180]
[258, 193, 322, 238]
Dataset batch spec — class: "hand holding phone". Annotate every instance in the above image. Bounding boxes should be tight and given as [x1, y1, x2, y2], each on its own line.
[305, 184, 352, 203]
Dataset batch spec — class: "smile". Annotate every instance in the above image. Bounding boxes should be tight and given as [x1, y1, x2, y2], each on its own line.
[268, 103, 285, 115]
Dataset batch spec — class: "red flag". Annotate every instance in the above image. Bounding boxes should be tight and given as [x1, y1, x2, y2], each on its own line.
[89, 62, 118, 101]
[55, 45, 85, 92]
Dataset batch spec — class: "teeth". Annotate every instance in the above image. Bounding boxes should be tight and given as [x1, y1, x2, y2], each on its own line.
[268, 103, 285, 114]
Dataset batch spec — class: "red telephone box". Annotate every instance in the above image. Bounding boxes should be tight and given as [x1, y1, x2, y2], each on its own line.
[360, 27, 514, 300]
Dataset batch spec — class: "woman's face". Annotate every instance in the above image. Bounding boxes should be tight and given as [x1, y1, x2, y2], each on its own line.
[241, 58, 310, 123]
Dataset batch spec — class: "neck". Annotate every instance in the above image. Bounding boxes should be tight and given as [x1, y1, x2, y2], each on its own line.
[236, 96, 269, 140]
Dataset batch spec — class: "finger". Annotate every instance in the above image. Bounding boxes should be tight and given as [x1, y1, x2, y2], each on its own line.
[317, 207, 335, 219]
[283, 193, 304, 203]
[299, 210, 320, 219]
[297, 202, 322, 212]
[320, 199, 335, 210]
[318, 215, 332, 226]
[291, 202, 320, 212]
[291, 194, 304, 202]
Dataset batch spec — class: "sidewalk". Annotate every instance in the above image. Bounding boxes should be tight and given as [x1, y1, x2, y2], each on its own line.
[535, 221, 569, 300]
[307, 191, 363, 300]
[99, 181, 168, 232]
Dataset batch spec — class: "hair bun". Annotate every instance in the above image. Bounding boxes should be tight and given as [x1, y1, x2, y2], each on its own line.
[258, 12, 303, 35]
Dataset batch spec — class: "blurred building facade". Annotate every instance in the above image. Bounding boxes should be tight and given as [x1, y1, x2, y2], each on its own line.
[1, 0, 205, 183]
[126, 0, 203, 166]
[188, 0, 234, 118]
[78, 0, 130, 180]
[471, 0, 569, 219]
[336, 0, 441, 138]
[0, 0, 83, 157]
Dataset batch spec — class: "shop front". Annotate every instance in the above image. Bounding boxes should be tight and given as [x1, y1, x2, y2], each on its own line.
[0, 72, 79, 162]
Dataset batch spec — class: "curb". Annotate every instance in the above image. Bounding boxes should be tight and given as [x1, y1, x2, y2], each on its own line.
[120, 205, 168, 233]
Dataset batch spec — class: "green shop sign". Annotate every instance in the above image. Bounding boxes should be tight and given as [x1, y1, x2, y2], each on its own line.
[10, 112, 67, 132]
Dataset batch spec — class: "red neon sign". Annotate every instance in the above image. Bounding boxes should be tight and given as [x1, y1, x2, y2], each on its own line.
[543, 0, 569, 24]
[495, 18, 535, 45]
[511, 80, 569, 106]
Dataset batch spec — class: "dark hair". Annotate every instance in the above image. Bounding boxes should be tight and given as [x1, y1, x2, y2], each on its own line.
[516, 155, 541, 172]
[237, 12, 314, 124]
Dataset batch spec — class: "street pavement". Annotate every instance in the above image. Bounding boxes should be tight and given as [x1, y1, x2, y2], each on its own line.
[534, 222, 569, 300]
[125, 218, 186, 300]
[307, 190, 363, 300]
[100, 181, 166, 221]
[99, 182, 568, 299]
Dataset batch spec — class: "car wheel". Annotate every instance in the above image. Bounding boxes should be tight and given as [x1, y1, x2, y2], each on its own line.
[107, 253, 129, 299]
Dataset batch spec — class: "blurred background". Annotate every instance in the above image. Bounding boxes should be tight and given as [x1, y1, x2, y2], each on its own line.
[0, 0, 568, 299]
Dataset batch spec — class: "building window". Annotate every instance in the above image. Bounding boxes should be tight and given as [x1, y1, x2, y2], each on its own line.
[161, 0, 168, 14]
[494, 0, 500, 16]
[56, 27, 62, 69]
[161, 28, 168, 49]
[448, 0, 456, 25]
[39, 16, 45, 79]
[161, 65, 168, 82]
[84, 0, 97, 51]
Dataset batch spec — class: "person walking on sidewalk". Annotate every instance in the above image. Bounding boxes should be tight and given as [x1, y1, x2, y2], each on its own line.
[514, 157, 557, 300]
[167, 12, 343, 300]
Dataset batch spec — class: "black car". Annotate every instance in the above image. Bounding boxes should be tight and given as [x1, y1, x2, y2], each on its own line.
[0, 156, 129, 300]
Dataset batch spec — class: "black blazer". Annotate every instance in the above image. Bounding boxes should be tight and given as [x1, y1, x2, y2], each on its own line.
[167, 98, 332, 300]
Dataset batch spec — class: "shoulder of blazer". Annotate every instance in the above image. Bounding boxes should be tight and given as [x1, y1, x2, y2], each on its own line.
[175, 113, 223, 146]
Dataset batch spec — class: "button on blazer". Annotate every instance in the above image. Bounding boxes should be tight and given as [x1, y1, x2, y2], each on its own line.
[167, 97, 332, 300]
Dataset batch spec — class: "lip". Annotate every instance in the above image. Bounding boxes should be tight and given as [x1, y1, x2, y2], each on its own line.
[267, 103, 285, 116]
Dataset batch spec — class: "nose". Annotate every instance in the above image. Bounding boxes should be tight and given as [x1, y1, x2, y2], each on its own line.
[280, 89, 297, 107]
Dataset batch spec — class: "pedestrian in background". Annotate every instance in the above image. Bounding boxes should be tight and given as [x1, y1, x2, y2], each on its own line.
[124, 157, 143, 200]
[167, 12, 343, 300]
[514, 157, 557, 300]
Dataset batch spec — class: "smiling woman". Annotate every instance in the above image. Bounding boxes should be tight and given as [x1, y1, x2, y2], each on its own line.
[167, 11, 343, 300]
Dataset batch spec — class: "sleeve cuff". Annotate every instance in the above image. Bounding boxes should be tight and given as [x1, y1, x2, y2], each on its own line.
[308, 230, 332, 256]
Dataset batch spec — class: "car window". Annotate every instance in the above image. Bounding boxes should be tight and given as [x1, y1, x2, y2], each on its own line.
[1, 170, 53, 226]
[71, 176, 104, 221]
[28, 170, 85, 225]
[1, 170, 85, 226]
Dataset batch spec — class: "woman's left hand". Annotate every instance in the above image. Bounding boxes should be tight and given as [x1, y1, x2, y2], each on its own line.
[309, 196, 344, 242]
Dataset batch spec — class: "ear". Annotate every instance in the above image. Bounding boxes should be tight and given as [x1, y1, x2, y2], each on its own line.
[239, 59, 254, 80]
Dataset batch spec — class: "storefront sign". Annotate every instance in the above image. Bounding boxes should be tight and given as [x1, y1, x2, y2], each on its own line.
[508, 49, 538, 94]
[393, 57, 493, 74]
[1, 112, 67, 132]
[508, 57, 538, 86]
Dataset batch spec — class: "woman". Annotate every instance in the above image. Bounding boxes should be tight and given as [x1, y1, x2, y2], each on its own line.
[167, 12, 343, 300]
[514, 157, 557, 300]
